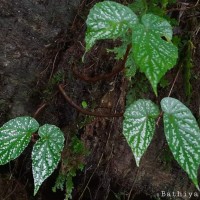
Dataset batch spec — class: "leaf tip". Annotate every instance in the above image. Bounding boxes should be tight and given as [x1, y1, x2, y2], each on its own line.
[34, 186, 39, 196]
[135, 157, 140, 167]
[152, 86, 158, 97]
[192, 179, 200, 192]
[82, 52, 86, 63]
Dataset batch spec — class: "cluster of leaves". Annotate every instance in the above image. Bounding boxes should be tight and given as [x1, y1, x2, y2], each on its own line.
[85, 1, 178, 95]
[0, 1, 199, 198]
[53, 136, 86, 200]
[85, 1, 200, 190]
[0, 116, 65, 195]
[123, 97, 200, 189]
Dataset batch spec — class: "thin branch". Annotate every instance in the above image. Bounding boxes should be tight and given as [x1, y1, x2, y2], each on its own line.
[33, 103, 47, 118]
[195, 0, 200, 6]
[167, 2, 200, 12]
[78, 112, 117, 199]
[58, 84, 124, 117]
[156, 65, 182, 126]
[156, 111, 163, 126]
[72, 44, 131, 82]
[127, 168, 139, 200]
[78, 153, 103, 200]
[167, 66, 182, 97]
[49, 50, 60, 81]
[72, 62, 125, 82]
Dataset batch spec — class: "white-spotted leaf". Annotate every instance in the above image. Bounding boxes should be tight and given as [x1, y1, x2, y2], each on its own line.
[85, 1, 138, 51]
[32, 124, 65, 195]
[123, 99, 159, 166]
[0, 116, 39, 165]
[132, 14, 178, 95]
[161, 97, 200, 190]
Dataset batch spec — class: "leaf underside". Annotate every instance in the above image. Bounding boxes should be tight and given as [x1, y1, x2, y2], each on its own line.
[132, 14, 178, 95]
[32, 124, 65, 195]
[85, 1, 138, 51]
[161, 97, 200, 190]
[123, 99, 159, 166]
[0, 116, 39, 165]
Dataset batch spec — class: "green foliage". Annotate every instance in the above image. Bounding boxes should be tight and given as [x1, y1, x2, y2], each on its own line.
[125, 75, 150, 106]
[0, 117, 65, 196]
[132, 13, 177, 95]
[52, 136, 86, 199]
[85, 1, 178, 95]
[65, 170, 76, 200]
[81, 101, 88, 109]
[161, 97, 200, 190]
[123, 97, 200, 190]
[107, 34, 137, 78]
[52, 173, 66, 193]
[70, 136, 86, 155]
[32, 124, 65, 195]
[52, 171, 76, 200]
[0, 117, 39, 165]
[84, 0, 200, 191]
[123, 99, 159, 166]
[129, 0, 177, 16]
[1, 2, 198, 198]
[85, 1, 138, 52]
[159, 77, 170, 88]
[125, 54, 137, 78]
[128, 0, 147, 16]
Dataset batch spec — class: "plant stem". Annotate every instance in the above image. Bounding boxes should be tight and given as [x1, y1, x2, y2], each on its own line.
[72, 44, 131, 82]
[33, 103, 47, 118]
[156, 65, 182, 126]
[58, 84, 124, 117]
[167, 65, 182, 97]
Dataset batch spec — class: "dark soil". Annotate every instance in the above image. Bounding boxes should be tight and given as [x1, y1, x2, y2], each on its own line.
[0, 0, 200, 200]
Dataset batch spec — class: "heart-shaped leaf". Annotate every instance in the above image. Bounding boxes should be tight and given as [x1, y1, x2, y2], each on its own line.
[132, 14, 178, 95]
[0, 116, 39, 165]
[123, 99, 159, 166]
[85, 1, 138, 51]
[161, 97, 200, 190]
[32, 124, 65, 195]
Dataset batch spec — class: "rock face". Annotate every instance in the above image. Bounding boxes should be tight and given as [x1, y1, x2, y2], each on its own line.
[0, 1, 80, 199]
[0, 0, 80, 121]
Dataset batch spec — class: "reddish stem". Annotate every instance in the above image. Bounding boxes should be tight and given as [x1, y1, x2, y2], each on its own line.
[58, 84, 123, 117]
[72, 44, 131, 82]
[33, 103, 47, 118]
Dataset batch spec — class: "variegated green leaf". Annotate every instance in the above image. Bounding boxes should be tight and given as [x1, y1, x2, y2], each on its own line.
[132, 14, 178, 95]
[85, 1, 138, 51]
[161, 97, 200, 190]
[123, 99, 159, 166]
[0, 116, 39, 165]
[32, 124, 65, 195]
